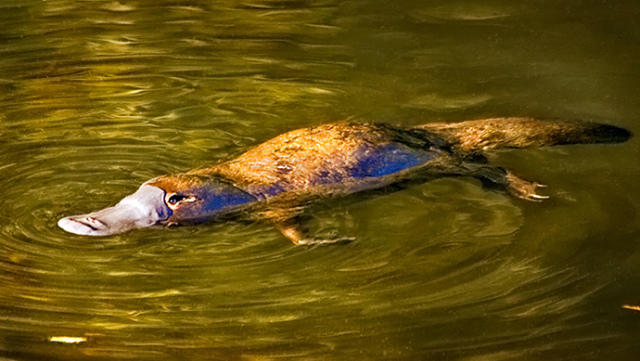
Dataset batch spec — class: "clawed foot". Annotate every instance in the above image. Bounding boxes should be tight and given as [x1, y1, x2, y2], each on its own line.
[275, 221, 355, 246]
[295, 237, 355, 246]
[506, 172, 549, 202]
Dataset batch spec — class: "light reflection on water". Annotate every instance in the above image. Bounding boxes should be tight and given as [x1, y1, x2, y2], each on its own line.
[1, 0, 640, 360]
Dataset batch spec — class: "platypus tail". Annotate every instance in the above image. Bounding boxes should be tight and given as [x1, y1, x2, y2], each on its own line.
[414, 117, 631, 155]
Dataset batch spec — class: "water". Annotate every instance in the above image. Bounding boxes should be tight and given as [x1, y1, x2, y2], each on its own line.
[1, 1, 639, 360]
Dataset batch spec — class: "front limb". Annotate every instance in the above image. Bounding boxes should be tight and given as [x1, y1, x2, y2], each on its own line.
[274, 218, 354, 246]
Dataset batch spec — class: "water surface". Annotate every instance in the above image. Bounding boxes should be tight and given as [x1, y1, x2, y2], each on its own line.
[1, 1, 640, 360]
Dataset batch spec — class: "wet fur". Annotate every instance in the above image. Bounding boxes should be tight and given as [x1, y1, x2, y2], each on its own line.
[416, 117, 631, 155]
[147, 118, 630, 242]
[211, 123, 439, 195]
[154, 123, 444, 199]
[164, 118, 629, 195]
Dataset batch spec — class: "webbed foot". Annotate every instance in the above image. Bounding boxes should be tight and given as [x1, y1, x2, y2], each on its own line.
[463, 163, 550, 202]
[275, 220, 354, 246]
[506, 171, 549, 202]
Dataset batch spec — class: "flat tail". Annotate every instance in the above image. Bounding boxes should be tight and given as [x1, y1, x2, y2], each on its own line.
[579, 123, 631, 144]
[414, 117, 631, 154]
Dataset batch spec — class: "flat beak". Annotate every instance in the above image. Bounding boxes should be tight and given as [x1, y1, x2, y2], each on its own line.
[58, 184, 171, 236]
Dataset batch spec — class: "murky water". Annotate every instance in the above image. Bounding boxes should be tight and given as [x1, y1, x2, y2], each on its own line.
[1, 1, 640, 360]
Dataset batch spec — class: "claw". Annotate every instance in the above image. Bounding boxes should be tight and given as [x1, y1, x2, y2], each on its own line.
[505, 172, 550, 202]
[528, 193, 550, 201]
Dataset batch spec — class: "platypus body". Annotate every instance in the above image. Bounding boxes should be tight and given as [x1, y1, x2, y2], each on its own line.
[58, 117, 631, 244]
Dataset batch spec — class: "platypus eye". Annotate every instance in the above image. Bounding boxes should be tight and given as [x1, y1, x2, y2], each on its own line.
[167, 194, 187, 205]
[165, 193, 197, 210]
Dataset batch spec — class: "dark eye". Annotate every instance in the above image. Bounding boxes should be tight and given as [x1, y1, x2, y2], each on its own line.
[167, 194, 187, 205]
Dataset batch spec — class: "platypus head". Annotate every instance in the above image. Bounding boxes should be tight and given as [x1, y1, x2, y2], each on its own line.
[58, 175, 256, 236]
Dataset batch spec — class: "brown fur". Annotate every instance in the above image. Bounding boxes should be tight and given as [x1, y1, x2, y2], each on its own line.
[416, 117, 630, 155]
[188, 122, 434, 196]
[150, 118, 630, 205]
[133, 118, 630, 244]
[149, 173, 216, 194]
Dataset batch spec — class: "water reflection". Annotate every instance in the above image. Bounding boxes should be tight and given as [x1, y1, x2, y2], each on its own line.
[1, 0, 639, 360]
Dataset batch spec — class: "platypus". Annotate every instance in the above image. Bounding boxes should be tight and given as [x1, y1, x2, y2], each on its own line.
[58, 117, 631, 244]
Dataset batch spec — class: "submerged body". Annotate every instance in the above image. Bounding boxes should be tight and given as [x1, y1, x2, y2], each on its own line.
[58, 118, 631, 244]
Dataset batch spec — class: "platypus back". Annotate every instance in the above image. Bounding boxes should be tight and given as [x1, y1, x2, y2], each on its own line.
[415, 117, 631, 155]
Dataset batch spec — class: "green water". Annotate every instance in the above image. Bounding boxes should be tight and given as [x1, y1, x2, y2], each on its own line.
[1, 1, 639, 360]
